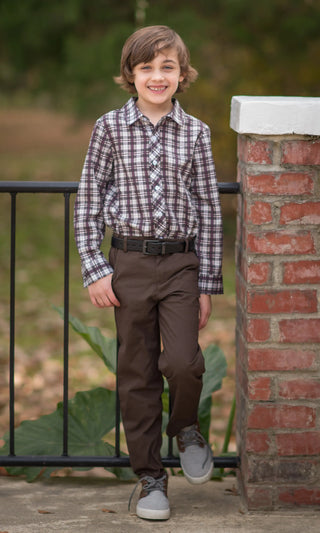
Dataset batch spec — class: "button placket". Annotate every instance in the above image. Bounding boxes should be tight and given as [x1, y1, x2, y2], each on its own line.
[148, 129, 167, 236]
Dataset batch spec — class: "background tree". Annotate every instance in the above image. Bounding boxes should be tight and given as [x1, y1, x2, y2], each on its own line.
[0, 0, 319, 179]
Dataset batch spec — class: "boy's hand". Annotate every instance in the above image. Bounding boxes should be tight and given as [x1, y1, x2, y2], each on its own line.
[199, 294, 212, 330]
[88, 274, 120, 308]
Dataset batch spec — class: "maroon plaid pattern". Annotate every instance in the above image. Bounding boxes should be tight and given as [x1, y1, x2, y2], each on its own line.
[148, 129, 167, 235]
[74, 98, 223, 294]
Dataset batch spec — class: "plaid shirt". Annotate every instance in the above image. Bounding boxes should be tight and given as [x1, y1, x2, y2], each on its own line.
[74, 97, 223, 294]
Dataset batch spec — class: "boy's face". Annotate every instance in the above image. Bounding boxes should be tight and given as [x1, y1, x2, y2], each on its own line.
[132, 48, 184, 116]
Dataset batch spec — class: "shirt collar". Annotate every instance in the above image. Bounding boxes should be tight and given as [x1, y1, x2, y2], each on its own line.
[123, 97, 185, 127]
[167, 98, 185, 126]
[123, 97, 142, 125]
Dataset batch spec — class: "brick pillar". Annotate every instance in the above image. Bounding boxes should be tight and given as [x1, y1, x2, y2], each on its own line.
[231, 96, 320, 510]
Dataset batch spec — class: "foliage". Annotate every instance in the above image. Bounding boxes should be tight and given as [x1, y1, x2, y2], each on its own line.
[60, 308, 118, 374]
[0, 0, 319, 179]
[0, 388, 133, 482]
[0, 308, 227, 481]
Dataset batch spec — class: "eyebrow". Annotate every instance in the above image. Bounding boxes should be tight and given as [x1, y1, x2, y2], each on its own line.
[140, 57, 178, 66]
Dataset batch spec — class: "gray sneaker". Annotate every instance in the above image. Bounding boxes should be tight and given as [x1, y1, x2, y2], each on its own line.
[130, 473, 170, 520]
[177, 423, 213, 484]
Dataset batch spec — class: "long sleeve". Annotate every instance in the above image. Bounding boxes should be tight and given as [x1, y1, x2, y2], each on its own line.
[74, 120, 114, 287]
[191, 125, 223, 294]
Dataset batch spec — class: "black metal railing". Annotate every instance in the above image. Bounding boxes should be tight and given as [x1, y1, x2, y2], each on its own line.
[0, 180, 240, 470]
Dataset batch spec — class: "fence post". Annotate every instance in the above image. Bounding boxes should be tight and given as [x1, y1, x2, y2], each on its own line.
[231, 96, 320, 510]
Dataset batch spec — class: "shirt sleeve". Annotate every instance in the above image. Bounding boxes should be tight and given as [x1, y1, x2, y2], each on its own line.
[191, 124, 223, 295]
[74, 119, 114, 287]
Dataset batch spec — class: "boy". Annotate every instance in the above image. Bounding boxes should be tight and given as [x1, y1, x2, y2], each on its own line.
[74, 25, 223, 521]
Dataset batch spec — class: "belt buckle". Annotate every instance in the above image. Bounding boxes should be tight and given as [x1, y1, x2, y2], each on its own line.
[142, 240, 161, 255]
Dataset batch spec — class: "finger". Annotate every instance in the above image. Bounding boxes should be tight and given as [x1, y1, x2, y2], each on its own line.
[92, 298, 103, 309]
[90, 294, 100, 308]
[93, 294, 110, 308]
[106, 289, 121, 308]
[97, 294, 119, 308]
[97, 298, 107, 308]
[199, 316, 209, 330]
[198, 308, 210, 330]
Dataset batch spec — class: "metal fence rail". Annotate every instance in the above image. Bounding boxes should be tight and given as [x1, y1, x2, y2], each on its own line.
[0, 180, 240, 471]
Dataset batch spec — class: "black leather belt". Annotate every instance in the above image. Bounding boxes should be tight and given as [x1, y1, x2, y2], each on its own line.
[111, 236, 195, 255]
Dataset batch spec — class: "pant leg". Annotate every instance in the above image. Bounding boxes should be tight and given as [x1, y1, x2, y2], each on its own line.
[110, 248, 165, 478]
[157, 252, 205, 437]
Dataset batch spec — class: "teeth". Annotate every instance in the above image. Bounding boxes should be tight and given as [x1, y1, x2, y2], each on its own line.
[149, 87, 166, 91]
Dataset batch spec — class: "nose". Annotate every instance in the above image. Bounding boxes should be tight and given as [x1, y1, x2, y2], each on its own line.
[151, 69, 164, 81]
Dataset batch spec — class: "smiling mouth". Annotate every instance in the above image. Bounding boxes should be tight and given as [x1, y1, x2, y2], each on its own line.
[148, 86, 167, 92]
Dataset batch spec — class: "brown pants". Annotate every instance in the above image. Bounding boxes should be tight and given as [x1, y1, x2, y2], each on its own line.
[109, 247, 205, 478]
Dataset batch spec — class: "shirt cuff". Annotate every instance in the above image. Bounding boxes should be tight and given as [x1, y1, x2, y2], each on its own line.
[198, 273, 224, 295]
[80, 251, 113, 288]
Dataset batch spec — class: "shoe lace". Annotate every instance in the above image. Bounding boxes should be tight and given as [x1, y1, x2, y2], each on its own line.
[179, 426, 212, 468]
[128, 474, 167, 512]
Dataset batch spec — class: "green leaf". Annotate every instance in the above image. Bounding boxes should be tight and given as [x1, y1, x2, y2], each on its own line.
[200, 344, 227, 402]
[198, 344, 227, 441]
[0, 387, 134, 481]
[61, 387, 116, 445]
[54, 306, 117, 373]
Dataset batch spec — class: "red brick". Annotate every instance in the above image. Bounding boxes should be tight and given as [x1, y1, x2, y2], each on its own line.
[248, 405, 315, 430]
[247, 262, 272, 285]
[247, 457, 275, 483]
[277, 460, 318, 483]
[279, 319, 320, 343]
[283, 260, 320, 284]
[238, 254, 248, 284]
[281, 140, 320, 165]
[246, 432, 271, 453]
[236, 331, 246, 364]
[248, 201, 273, 224]
[247, 231, 315, 255]
[236, 270, 246, 303]
[276, 432, 320, 456]
[280, 202, 320, 224]
[247, 486, 273, 510]
[236, 356, 248, 396]
[247, 172, 314, 195]
[246, 318, 271, 342]
[249, 377, 272, 401]
[238, 136, 273, 164]
[247, 289, 317, 314]
[279, 379, 320, 400]
[279, 487, 320, 506]
[236, 210, 242, 242]
[248, 348, 316, 371]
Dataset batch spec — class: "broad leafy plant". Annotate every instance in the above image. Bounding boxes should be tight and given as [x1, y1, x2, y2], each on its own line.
[0, 307, 227, 481]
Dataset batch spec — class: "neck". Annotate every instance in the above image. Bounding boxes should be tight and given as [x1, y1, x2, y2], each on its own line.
[136, 99, 173, 125]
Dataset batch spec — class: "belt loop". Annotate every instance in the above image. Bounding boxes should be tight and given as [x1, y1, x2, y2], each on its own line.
[123, 236, 128, 253]
[184, 238, 189, 253]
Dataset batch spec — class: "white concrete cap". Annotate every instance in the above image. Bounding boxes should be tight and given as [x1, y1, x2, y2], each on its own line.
[230, 96, 320, 135]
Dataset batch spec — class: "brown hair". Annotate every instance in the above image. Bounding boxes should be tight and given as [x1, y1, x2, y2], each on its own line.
[114, 25, 198, 94]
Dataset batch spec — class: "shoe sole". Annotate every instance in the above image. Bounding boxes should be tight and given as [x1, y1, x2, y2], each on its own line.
[136, 506, 170, 520]
[182, 459, 214, 485]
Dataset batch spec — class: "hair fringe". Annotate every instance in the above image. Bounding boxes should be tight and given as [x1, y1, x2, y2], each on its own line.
[114, 25, 198, 95]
